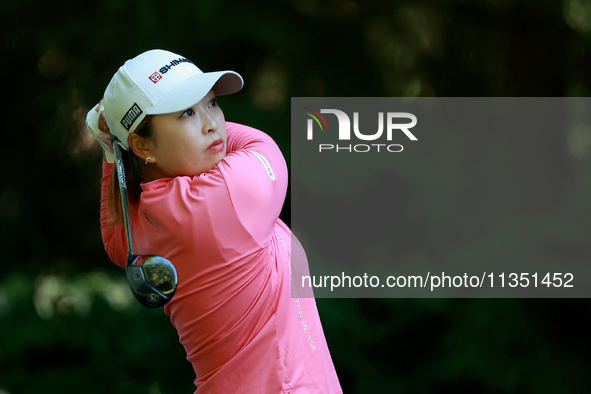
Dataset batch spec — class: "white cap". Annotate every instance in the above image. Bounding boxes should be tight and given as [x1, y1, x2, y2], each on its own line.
[103, 49, 243, 150]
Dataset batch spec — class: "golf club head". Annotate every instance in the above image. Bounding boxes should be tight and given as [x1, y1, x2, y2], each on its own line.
[126, 254, 179, 308]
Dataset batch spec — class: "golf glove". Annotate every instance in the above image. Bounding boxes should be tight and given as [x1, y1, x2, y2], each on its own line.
[86, 103, 115, 163]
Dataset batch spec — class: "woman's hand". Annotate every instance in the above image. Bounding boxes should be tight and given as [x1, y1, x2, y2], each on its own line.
[96, 99, 110, 136]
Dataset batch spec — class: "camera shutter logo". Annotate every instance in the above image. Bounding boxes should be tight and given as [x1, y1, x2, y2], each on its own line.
[303, 107, 329, 139]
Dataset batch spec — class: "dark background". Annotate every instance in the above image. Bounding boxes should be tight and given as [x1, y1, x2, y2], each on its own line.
[1, 0, 591, 393]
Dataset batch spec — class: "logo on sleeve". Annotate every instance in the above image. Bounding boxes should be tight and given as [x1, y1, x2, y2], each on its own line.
[252, 151, 275, 181]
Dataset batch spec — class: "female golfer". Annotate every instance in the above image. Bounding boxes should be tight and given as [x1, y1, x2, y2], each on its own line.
[86, 49, 342, 393]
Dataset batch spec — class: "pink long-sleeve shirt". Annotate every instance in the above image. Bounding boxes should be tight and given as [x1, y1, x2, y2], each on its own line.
[100, 122, 342, 393]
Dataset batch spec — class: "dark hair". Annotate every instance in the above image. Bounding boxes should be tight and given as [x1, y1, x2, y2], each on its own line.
[107, 115, 154, 225]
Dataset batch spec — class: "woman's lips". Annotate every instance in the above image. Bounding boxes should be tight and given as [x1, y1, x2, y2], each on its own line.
[208, 138, 224, 151]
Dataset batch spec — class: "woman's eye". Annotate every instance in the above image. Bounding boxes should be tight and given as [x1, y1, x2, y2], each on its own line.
[209, 97, 218, 107]
[182, 108, 195, 117]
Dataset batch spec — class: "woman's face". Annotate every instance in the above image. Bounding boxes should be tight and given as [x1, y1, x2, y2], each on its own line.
[142, 90, 227, 180]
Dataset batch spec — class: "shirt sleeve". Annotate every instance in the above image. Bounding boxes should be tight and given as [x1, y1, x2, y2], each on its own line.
[99, 159, 128, 269]
[220, 122, 289, 246]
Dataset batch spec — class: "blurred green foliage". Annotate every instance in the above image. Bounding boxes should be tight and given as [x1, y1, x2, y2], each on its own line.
[1, 0, 591, 392]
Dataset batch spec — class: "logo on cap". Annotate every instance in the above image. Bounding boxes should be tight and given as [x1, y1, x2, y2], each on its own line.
[149, 72, 162, 84]
[158, 57, 193, 75]
[121, 103, 143, 131]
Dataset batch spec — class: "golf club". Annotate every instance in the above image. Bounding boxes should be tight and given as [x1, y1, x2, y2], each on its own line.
[111, 133, 179, 308]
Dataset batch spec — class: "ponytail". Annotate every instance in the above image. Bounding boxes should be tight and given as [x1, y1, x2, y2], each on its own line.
[107, 115, 154, 225]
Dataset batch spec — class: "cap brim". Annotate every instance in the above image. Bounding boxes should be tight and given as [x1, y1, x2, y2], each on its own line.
[148, 71, 243, 115]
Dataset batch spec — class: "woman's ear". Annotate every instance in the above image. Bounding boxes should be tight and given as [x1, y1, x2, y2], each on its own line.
[128, 133, 153, 161]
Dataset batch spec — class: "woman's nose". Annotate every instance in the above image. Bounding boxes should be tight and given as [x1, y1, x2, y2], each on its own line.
[202, 113, 218, 134]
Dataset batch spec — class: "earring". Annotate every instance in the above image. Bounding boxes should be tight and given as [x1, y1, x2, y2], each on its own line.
[145, 156, 152, 164]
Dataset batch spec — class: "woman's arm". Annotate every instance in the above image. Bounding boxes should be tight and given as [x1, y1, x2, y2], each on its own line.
[219, 122, 289, 245]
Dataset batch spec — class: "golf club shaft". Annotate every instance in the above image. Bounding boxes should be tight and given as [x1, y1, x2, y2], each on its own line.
[111, 135, 134, 258]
